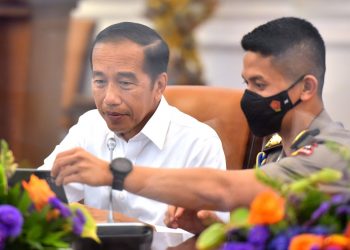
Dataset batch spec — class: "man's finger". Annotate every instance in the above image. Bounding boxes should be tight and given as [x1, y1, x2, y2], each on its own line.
[197, 210, 222, 225]
[55, 164, 78, 185]
[174, 207, 185, 219]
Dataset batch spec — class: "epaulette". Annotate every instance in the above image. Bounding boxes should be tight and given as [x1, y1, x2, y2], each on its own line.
[290, 128, 320, 151]
[262, 133, 283, 154]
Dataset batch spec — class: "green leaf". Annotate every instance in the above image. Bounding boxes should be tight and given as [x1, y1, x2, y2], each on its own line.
[26, 239, 44, 250]
[0, 163, 6, 195]
[196, 223, 226, 250]
[26, 224, 44, 241]
[288, 179, 311, 193]
[318, 213, 343, 233]
[17, 191, 32, 213]
[255, 168, 284, 192]
[326, 141, 350, 162]
[0, 140, 9, 195]
[269, 220, 289, 235]
[309, 168, 342, 184]
[294, 190, 329, 223]
[42, 231, 70, 247]
[229, 208, 249, 227]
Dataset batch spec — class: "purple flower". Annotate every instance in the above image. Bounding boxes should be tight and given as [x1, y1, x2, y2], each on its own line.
[331, 194, 345, 204]
[267, 227, 303, 250]
[310, 246, 321, 250]
[324, 247, 343, 250]
[267, 233, 289, 250]
[311, 202, 331, 221]
[72, 209, 86, 236]
[0, 205, 23, 238]
[0, 225, 7, 250]
[49, 197, 71, 218]
[335, 205, 350, 215]
[308, 225, 331, 235]
[221, 242, 255, 250]
[248, 225, 270, 246]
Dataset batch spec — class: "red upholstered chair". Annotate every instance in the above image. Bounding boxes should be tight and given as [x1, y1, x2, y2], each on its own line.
[164, 85, 262, 170]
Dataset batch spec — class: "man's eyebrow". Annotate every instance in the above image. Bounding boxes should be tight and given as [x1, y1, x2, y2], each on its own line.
[242, 75, 265, 82]
[116, 72, 137, 81]
[92, 71, 104, 77]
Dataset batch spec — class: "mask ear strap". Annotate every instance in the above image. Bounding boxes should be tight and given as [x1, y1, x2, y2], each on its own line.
[287, 74, 306, 91]
[292, 98, 302, 107]
[287, 74, 305, 107]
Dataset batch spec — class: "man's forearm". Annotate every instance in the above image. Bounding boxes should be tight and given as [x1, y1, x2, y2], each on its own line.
[124, 167, 267, 211]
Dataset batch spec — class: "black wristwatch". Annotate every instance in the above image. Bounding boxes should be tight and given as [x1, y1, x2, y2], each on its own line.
[109, 157, 133, 190]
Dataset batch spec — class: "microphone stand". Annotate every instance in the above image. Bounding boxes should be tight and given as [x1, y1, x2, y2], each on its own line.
[107, 137, 116, 223]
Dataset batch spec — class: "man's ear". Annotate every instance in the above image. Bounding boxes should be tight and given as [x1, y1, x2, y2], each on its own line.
[153, 72, 168, 100]
[301, 74, 318, 101]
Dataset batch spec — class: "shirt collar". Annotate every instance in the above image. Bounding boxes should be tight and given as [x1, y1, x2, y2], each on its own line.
[137, 96, 171, 150]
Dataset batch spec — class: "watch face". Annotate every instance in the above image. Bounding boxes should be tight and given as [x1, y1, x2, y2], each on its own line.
[111, 158, 133, 173]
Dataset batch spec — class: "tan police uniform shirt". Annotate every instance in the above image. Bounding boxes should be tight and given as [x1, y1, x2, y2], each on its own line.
[261, 110, 350, 194]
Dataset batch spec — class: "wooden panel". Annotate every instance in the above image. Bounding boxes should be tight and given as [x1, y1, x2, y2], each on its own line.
[61, 18, 95, 129]
[0, 4, 30, 164]
[0, 1, 78, 167]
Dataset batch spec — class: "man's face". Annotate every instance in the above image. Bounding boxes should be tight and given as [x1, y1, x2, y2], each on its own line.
[91, 41, 164, 140]
[241, 51, 296, 97]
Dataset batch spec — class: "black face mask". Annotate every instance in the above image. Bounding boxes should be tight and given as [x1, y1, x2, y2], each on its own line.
[240, 75, 304, 137]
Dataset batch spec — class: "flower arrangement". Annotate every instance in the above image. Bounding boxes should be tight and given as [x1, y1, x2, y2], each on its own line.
[197, 141, 350, 250]
[0, 139, 100, 250]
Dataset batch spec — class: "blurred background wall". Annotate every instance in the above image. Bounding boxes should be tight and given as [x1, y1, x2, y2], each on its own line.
[73, 0, 350, 128]
[1, 0, 350, 166]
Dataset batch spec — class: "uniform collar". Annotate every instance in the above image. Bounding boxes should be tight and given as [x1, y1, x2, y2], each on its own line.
[290, 110, 335, 151]
[308, 110, 333, 131]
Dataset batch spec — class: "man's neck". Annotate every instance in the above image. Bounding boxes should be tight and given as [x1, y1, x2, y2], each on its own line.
[280, 106, 323, 155]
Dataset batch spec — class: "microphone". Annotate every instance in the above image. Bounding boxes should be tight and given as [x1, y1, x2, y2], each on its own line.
[107, 137, 116, 223]
[107, 137, 117, 162]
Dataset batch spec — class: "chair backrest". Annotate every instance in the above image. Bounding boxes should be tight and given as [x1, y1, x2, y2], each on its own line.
[61, 18, 96, 129]
[164, 85, 261, 170]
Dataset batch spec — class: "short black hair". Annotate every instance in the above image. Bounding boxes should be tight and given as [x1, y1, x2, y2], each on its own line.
[90, 22, 169, 82]
[241, 17, 326, 96]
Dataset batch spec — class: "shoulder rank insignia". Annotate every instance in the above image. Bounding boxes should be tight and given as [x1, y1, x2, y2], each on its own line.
[290, 128, 320, 151]
[263, 133, 282, 153]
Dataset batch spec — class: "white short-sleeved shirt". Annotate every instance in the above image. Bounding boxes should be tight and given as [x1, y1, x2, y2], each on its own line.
[39, 97, 227, 226]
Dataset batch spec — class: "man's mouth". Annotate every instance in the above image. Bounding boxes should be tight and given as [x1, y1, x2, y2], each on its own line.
[106, 111, 123, 116]
[105, 111, 126, 121]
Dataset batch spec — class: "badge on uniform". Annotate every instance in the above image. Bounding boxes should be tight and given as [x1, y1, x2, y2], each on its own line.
[256, 152, 267, 168]
[263, 133, 282, 152]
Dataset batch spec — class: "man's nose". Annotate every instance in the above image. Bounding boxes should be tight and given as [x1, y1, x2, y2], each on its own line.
[104, 83, 122, 106]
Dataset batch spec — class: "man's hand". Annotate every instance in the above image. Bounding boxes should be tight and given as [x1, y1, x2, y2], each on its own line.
[164, 206, 222, 234]
[51, 147, 112, 186]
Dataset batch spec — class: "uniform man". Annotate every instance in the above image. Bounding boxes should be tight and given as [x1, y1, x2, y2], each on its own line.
[51, 17, 350, 233]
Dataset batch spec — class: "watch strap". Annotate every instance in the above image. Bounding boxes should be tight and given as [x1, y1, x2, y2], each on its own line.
[112, 174, 125, 191]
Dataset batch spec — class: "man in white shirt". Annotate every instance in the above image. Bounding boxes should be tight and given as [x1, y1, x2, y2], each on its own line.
[40, 22, 227, 227]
